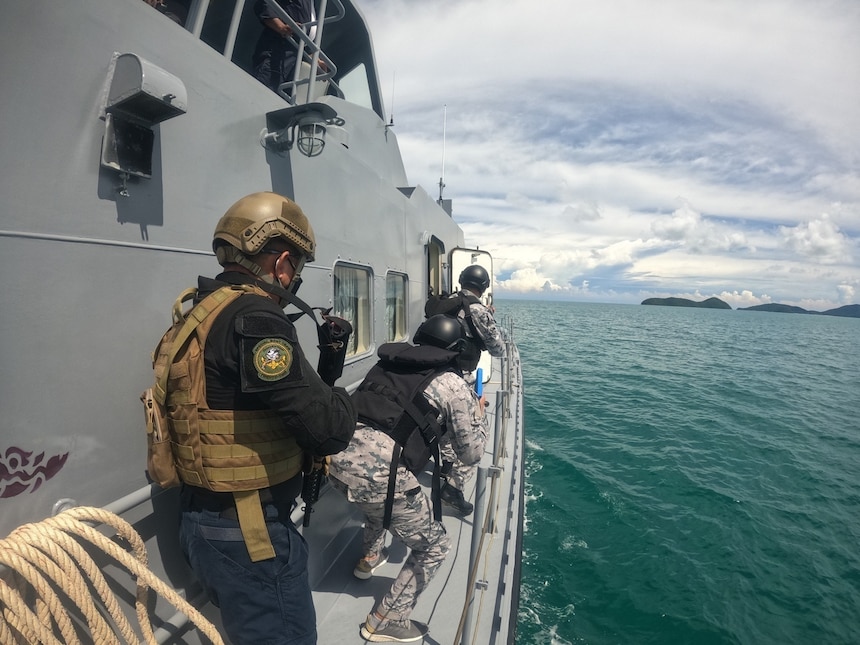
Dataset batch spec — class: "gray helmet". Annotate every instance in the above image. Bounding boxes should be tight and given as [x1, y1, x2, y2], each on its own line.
[413, 315, 465, 352]
[459, 265, 490, 292]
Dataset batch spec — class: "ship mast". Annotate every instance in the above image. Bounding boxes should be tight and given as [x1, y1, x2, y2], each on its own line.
[438, 104, 447, 203]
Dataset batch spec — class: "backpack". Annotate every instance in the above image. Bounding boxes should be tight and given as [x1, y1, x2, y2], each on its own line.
[424, 291, 486, 372]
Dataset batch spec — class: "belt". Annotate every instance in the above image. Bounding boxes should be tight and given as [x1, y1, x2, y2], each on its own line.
[218, 488, 275, 521]
[219, 489, 273, 522]
[184, 486, 275, 514]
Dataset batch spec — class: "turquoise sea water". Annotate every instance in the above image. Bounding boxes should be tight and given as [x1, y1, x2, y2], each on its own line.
[502, 300, 860, 645]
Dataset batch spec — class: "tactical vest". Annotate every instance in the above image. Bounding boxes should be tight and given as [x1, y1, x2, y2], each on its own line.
[148, 284, 304, 562]
[424, 291, 486, 372]
[351, 343, 457, 527]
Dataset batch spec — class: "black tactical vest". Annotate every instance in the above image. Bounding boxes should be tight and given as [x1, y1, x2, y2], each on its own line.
[424, 291, 486, 372]
[351, 342, 458, 526]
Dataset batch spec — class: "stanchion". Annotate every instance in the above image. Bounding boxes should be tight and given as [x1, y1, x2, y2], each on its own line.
[460, 466, 488, 645]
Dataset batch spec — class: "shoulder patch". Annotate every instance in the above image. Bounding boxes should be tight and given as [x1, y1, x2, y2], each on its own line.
[253, 338, 294, 381]
[236, 310, 298, 342]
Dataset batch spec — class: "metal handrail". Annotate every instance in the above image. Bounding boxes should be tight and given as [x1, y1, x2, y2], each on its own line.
[263, 0, 346, 103]
[456, 329, 520, 644]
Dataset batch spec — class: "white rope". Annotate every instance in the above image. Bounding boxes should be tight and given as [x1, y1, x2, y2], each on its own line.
[0, 506, 224, 645]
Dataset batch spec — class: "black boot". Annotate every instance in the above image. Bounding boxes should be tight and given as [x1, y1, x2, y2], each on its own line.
[441, 460, 453, 478]
[440, 482, 473, 516]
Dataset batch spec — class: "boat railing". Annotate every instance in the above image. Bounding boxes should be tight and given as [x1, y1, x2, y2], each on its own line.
[456, 318, 522, 644]
[184, 0, 345, 105]
[261, 0, 345, 104]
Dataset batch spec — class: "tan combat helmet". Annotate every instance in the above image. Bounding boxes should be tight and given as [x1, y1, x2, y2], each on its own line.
[213, 192, 316, 280]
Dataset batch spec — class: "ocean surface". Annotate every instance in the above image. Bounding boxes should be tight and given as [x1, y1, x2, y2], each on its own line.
[499, 300, 860, 645]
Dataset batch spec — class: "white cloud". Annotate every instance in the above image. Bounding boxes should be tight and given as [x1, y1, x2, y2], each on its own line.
[650, 204, 749, 253]
[497, 267, 565, 294]
[779, 214, 853, 263]
[361, 0, 860, 308]
[717, 290, 772, 309]
[651, 204, 700, 242]
[563, 202, 601, 223]
[837, 284, 856, 303]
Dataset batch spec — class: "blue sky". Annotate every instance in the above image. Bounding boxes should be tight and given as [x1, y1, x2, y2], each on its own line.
[360, 0, 859, 310]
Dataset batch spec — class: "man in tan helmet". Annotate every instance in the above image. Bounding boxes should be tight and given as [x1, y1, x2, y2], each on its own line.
[149, 192, 356, 645]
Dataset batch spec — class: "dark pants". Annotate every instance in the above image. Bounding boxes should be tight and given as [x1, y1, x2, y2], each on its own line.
[179, 504, 316, 645]
[254, 46, 299, 93]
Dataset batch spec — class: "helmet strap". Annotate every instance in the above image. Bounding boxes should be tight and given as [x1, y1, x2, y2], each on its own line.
[216, 246, 276, 283]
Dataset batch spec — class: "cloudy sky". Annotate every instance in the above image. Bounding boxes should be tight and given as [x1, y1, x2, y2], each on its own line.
[359, 0, 859, 310]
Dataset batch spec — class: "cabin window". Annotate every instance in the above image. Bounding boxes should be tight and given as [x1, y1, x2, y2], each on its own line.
[146, 0, 191, 26]
[181, 0, 384, 116]
[220, 1, 326, 95]
[337, 63, 372, 110]
[230, 0, 266, 75]
[334, 263, 372, 357]
[385, 272, 408, 342]
[200, 0, 239, 55]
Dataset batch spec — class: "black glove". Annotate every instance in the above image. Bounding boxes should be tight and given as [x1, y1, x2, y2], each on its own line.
[316, 310, 352, 386]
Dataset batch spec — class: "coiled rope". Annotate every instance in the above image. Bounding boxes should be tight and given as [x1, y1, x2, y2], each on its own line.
[0, 506, 224, 645]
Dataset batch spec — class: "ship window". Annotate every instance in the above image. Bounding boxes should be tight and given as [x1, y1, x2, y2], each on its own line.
[145, 0, 191, 26]
[427, 236, 447, 297]
[334, 263, 373, 358]
[385, 272, 408, 342]
[200, 0, 238, 55]
[337, 63, 372, 110]
[231, 0, 264, 75]
[226, 1, 330, 97]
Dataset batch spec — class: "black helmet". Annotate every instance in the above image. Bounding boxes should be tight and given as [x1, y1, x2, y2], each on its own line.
[459, 265, 490, 292]
[414, 315, 465, 352]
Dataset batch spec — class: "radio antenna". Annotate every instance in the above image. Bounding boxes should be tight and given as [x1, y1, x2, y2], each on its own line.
[388, 71, 396, 126]
[438, 104, 447, 202]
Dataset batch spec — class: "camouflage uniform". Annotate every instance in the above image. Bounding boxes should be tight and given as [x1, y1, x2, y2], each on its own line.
[442, 287, 505, 492]
[329, 370, 488, 622]
[441, 438, 473, 491]
[461, 287, 505, 360]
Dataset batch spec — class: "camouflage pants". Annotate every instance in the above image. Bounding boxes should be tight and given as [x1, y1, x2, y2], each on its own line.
[441, 441, 477, 491]
[336, 480, 451, 621]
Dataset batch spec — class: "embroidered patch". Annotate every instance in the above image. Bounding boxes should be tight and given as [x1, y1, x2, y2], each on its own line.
[252, 339, 293, 381]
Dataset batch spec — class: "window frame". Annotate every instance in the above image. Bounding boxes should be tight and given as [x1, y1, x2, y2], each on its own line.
[385, 271, 409, 342]
[332, 261, 374, 360]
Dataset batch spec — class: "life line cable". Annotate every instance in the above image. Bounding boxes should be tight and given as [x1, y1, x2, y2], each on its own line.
[0, 505, 224, 645]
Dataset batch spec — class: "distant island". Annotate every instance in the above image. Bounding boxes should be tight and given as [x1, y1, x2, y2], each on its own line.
[739, 303, 860, 318]
[640, 298, 860, 318]
[641, 297, 731, 309]
[739, 303, 809, 314]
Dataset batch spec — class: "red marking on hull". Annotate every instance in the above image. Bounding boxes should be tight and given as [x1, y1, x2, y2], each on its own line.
[0, 447, 69, 498]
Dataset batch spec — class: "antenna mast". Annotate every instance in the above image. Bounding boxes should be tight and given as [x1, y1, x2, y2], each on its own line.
[438, 104, 447, 202]
[388, 71, 395, 126]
